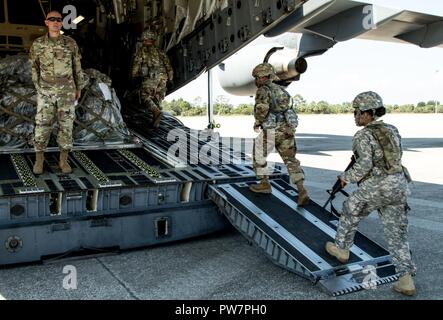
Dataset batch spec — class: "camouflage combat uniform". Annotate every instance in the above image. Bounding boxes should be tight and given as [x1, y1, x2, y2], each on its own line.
[253, 79, 305, 184]
[131, 42, 173, 111]
[335, 94, 416, 277]
[30, 33, 86, 152]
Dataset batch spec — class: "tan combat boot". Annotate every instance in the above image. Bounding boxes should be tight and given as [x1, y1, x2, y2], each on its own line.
[33, 152, 45, 175]
[296, 181, 310, 206]
[59, 150, 72, 174]
[393, 273, 416, 296]
[152, 108, 162, 128]
[249, 179, 272, 194]
[325, 242, 350, 263]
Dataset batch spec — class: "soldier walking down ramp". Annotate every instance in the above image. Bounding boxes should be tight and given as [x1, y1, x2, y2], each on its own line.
[30, 11, 86, 175]
[248, 63, 310, 206]
[325, 91, 417, 296]
[131, 29, 173, 128]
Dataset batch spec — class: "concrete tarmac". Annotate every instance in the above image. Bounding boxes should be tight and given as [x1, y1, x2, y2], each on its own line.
[0, 114, 442, 300]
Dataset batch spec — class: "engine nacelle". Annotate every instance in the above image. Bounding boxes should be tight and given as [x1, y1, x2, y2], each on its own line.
[217, 43, 307, 96]
[268, 50, 307, 81]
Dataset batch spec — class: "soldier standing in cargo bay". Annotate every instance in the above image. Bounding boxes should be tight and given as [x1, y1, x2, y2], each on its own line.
[248, 63, 310, 206]
[325, 91, 417, 296]
[30, 11, 86, 175]
[131, 29, 173, 128]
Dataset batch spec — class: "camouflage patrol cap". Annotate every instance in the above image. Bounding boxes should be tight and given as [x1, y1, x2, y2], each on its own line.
[142, 29, 157, 40]
[353, 91, 384, 111]
[252, 63, 279, 80]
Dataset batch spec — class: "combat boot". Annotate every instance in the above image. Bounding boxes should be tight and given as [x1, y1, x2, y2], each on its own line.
[249, 179, 272, 194]
[325, 242, 349, 263]
[33, 152, 45, 175]
[296, 181, 310, 206]
[393, 273, 416, 296]
[59, 150, 72, 174]
[152, 108, 162, 128]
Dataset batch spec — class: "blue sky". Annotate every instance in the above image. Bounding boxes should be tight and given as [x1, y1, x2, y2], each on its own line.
[167, 0, 443, 106]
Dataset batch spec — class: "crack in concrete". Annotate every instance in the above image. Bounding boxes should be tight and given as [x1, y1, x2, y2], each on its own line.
[96, 258, 141, 300]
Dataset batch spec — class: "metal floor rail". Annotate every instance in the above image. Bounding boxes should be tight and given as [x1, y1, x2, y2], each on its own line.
[208, 179, 399, 296]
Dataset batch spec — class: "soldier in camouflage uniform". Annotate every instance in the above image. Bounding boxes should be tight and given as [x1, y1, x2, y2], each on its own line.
[131, 29, 173, 128]
[30, 11, 86, 175]
[325, 91, 417, 296]
[248, 63, 309, 206]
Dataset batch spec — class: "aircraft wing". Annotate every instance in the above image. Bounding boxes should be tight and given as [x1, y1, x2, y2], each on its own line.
[164, 0, 442, 93]
[266, 0, 443, 49]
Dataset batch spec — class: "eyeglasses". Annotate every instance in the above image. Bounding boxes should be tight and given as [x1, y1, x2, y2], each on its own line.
[353, 110, 360, 117]
[46, 17, 62, 22]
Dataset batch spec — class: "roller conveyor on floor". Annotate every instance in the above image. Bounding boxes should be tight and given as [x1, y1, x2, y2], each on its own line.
[208, 179, 399, 296]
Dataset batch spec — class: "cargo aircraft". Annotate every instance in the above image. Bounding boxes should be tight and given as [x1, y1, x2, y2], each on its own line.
[0, 0, 441, 295]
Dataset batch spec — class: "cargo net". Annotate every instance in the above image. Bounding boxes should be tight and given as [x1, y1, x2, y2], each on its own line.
[0, 54, 131, 150]
[74, 68, 131, 145]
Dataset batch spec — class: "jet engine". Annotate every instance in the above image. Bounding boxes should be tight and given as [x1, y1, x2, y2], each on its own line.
[217, 43, 307, 96]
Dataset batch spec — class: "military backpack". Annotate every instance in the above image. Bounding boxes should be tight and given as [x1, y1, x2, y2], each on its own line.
[366, 122, 406, 177]
[261, 84, 298, 129]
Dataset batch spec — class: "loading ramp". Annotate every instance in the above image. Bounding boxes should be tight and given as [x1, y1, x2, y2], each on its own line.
[209, 178, 399, 296]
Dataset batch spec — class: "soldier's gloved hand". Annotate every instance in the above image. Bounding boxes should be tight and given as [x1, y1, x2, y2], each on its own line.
[338, 176, 347, 189]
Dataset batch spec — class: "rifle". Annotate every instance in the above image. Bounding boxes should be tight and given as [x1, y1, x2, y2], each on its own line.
[322, 155, 356, 217]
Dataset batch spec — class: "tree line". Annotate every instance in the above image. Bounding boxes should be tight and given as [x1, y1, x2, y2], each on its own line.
[162, 94, 442, 116]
